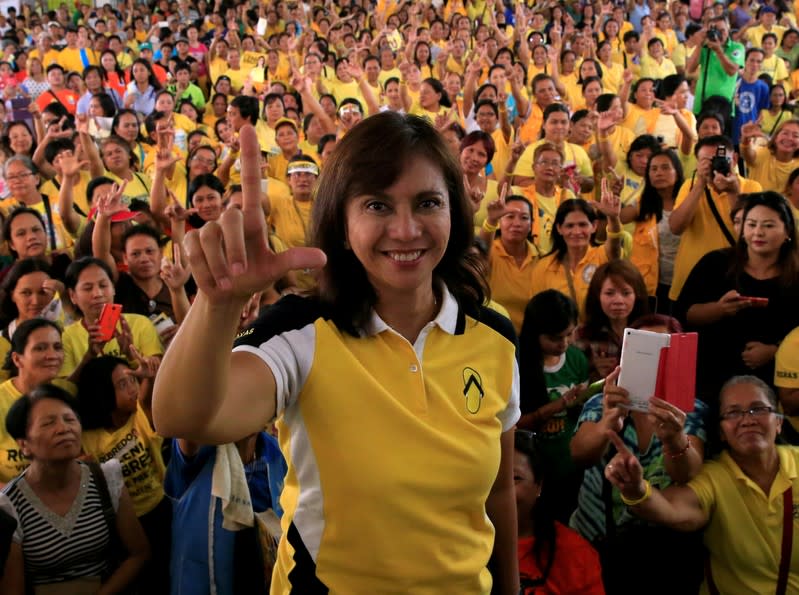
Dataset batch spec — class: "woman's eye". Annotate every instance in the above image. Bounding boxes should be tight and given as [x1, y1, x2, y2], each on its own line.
[419, 198, 442, 210]
[365, 201, 388, 212]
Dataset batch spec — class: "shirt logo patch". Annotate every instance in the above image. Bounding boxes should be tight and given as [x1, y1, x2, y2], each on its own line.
[462, 367, 484, 414]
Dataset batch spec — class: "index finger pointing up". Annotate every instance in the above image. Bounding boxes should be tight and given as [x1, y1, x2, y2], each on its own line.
[239, 125, 263, 213]
[606, 430, 632, 456]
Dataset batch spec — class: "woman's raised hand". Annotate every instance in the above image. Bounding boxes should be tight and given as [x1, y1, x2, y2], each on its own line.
[605, 431, 646, 499]
[601, 366, 629, 433]
[184, 125, 326, 303]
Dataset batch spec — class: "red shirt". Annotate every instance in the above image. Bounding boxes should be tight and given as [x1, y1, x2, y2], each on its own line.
[518, 522, 605, 595]
[36, 87, 80, 114]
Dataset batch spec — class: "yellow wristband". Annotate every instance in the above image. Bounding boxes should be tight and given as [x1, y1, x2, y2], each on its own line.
[482, 219, 499, 233]
[606, 229, 625, 239]
[621, 480, 651, 506]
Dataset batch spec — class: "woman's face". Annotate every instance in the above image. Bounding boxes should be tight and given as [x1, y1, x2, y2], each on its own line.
[12, 272, 53, 321]
[698, 117, 722, 138]
[460, 140, 490, 175]
[606, 20, 619, 38]
[557, 210, 596, 250]
[213, 95, 227, 116]
[418, 82, 441, 111]
[648, 154, 677, 190]
[533, 45, 547, 65]
[774, 123, 799, 155]
[570, 116, 595, 144]
[9, 213, 46, 258]
[415, 43, 430, 64]
[771, 85, 786, 107]
[156, 93, 174, 112]
[112, 363, 139, 414]
[132, 63, 149, 83]
[719, 382, 781, 455]
[20, 398, 81, 463]
[69, 265, 114, 321]
[669, 81, 689, 109]
[534, 149, 563, 184]
[101, 141, 130, 172]
[743, 205, 789, 257]
[635, 81, 655, 109]
[191, 184, 224, 221]
[189, 148, 216, 177]
[579, 60, 598, 80]
[513, 448, 541, 518]
[629, 148, 653, 177]
[385, 80, 400, 103]
[599, 276, 636, 322]
[14, 326, 63, 382]
[598, 42, 612, 62]
[89, 97, 105, 118]
[500, 200, 532, 243]
[288, 171, 317, 198]
[583, 81, 602, 106]
[344, 156, 450, 299]
[543, 111, 570, 143]
[276, 125, 299, 153]
[8, 124, 33, 155]
[561, 52, 576, 73]
[115, 114, 140, 142]
[84, 69, 102, 91]
[180, 102, 199, 122]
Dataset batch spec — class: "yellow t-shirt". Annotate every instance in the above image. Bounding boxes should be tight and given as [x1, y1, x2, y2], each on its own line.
[513, 140, 592, 181]
[327, 79, 364, 105]
[268, 194, 312, 248]
[29, 48, 60, 68]
[60, 314, 164, 379]
[530, 246, 610, 318]
[58, 47, 97, 73]
[747, 145, 799, 193]
[639, 55, 677, 80]
[82, 405, 165, 517]
[488, 238, 539, 333]
[104, 170, 152, 206]
[688, 447, 799, 595]
[520, 185, 576, 255]
[623, 103, 661, 136]
[0, 378, 76, 485]
[0, 197, 74, 251]
[601, 61, 624, 94]
[775, 326, 799, 431]
[760, 54, 789, 84]
[40, 170, 92, 218]
[669, 176, 763, 300]
[746, 24, 787, 47]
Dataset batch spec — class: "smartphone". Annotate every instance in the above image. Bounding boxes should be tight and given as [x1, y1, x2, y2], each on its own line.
[97, 304, 122, 343]
[738, 296, 769, 306]
[577, 378, 606, 403]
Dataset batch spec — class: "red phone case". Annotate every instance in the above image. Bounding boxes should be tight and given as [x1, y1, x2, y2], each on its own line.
[654, 332, 698, 413]
[98, 304, 122, 342]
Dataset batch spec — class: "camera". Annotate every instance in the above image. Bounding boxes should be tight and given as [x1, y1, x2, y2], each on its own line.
[706, 26, 720, 42]
[655, 135, 665, 144]
[711, 145, 731, 176]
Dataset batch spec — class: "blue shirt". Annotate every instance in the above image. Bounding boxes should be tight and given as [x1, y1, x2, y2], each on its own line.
[733, 78, 770, 144]
[165, 433, 287, 595]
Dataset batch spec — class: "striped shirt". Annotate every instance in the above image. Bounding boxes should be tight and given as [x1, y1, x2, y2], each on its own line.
[569, 395, 708, 543]
[0, 460, 123, 585]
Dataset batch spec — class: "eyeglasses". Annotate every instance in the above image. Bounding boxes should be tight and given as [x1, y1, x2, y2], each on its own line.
[719, 405, 778, 421]
[535, 160, 562, 168]
[5, 172, 33, 181]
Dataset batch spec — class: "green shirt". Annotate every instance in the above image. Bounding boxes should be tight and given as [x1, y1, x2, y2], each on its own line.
[168, 83, 206, 110]
[693, 41, 745, 114]
[538, 346, 589, 478]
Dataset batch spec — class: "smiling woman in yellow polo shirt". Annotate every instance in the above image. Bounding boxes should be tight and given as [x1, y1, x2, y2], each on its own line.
[483, 195, 539, 333]
[153, 114, 521, 593]
[740, 118, 799, 193]
[605, 376, 799, 595]
[0, 319, 74, 487]
[531, 192, 624, 318]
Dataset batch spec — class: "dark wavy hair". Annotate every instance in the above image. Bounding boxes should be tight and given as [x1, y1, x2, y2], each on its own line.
[310, 112, 485, 335]
[583, 260, 650, 338]
[2, 318, 62, 377]
[76, 355, 130, 430]
[637, 149, 684, 223]
[0, 257, 52, 323]
[733, 191, 799, 287]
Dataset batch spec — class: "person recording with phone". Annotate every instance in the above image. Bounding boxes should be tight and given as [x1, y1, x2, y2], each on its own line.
[669, 136, 762, 302]
[685, 17, 745, 116]
[675, 192, 799, 413]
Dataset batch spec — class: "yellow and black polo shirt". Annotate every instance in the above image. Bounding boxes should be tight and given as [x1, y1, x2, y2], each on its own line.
[233, 288, 520, 594]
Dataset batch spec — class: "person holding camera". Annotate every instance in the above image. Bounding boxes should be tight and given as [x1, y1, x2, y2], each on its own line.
[668, 136, 762, 302]
[686, 17, 745, 115]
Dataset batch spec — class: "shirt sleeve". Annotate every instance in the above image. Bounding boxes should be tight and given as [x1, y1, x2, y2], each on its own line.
[687, 463, 718, 517]
[775, 329, 799, 388]
[498, 359, 521, 432]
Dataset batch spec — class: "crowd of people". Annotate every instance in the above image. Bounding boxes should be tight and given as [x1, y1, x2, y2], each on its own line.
[0, 0, 793, 593]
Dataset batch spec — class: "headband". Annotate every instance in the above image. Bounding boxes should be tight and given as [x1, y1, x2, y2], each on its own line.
[287, 160, 320, 176]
